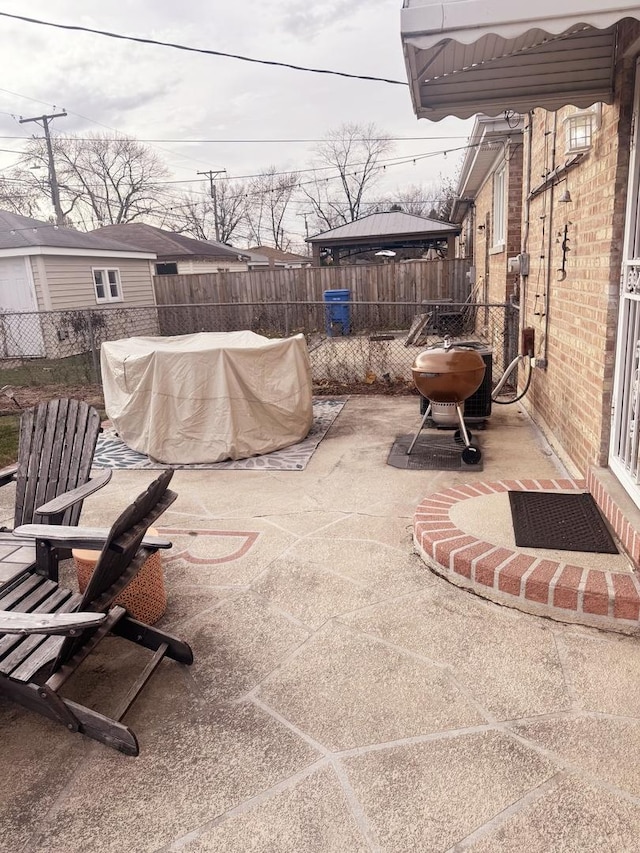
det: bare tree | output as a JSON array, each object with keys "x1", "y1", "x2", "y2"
[
  {"x1": 376, "y1": 184, "x2": 436, "y2": 218},
  {"x1": 427, "y1": 171, "x2": 460, "y2": 222},
  {"x1": 160, "y1": 180, "x2": 247, "y2": 244},
  {"x1": 302, "y1": 123, "x2": 394, "y2": 233},
  {"x1": 0, "y1": 175, "x2": 41, "y2": 217},
  {"x1": 208, "y1": 179, "x2": 247, "y2": 244},
  {"x1": 244, "y1": 167, "x2": 298, "y2": 249},
  {"x1": 17, "y1": 133, "x2": 170, "y2": 228}
]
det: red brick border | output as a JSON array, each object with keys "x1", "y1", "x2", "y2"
[{"x1": 413, "y1": 479, "x2": 640, "y2": 634}]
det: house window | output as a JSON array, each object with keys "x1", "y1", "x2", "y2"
[
  {"x1": 155, "y1": 262, "x2": 178, "y2": 275},
  {"x1": 493, "y1": 165, "x2": 506, "y2": 248},
  {"x1": 93, "y1": 268, "x2": 122, "y2": 303}
]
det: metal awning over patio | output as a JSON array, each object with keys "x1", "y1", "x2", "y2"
[{"x1": 401, "y1": 0, "x2": 640, "y2": 121}]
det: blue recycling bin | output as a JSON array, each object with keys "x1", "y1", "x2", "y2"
[{"x1": 323, "y1": 289, "x2": 351, "y2": 336}]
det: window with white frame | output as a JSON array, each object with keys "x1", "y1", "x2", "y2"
[
  {"x1": 93, "y1": 268, "x2": 122, "y2": 303},
  {"x1": 492, "y1": 164, "x2": 506, "y2": 248}
]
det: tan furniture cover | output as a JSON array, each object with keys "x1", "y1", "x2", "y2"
[{"x1": 101, "y1": 332, "x2": 313, "y2": 463}]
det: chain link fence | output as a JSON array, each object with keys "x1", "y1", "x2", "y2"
[{"x1": 0, "y1": 301, "x2": 519, "y2": 410}]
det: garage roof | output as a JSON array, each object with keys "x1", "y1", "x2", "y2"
[
  {"x1": 401, "y1": 0, "x2": 640, "y2": 121},
  {"x1": 307, "y1": 212, "x2": 459, "y2": 245}
]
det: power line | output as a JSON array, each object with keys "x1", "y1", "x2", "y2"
[
  {"x1": 155, "y1": 147, "x2": 473, "y2": 185},
  {"x1": 0, "y1": 140, "x2": 479, "y2": 214},
  {"x1": 6, "y1": 142, "x2": 463, "y2": 195},
  {"x1": 0, "y1": 12, "x2": 409, "y2": 86},
  {"x1": 0, "y1": 134, "x2": 475, "y2": 143}
]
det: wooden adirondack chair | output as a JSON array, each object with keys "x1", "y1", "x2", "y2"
[
  {"x1": 0, "y1": 468, "x2": 193, "y2": 756},
  {"x1": 0, "y1": 398, "x2": 111, "y2": 579}
]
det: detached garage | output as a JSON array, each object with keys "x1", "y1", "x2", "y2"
[{"x1": 0, "y1": 210, "x2": 157, "y2": 357}]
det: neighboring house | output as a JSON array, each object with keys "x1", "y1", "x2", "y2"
[
  {"x1": 91, "y1": 223, "x2": 251, "y2": 275},
  {"x1": 451, "y1": 115, "x2": 523, "y2": 305},
  {"x1": 305, "y1": 211, "x2": 460, "y2": 265},
  {"x1": 0, "y1": 210, "x2": 158, "y2": 358},
  {"x1": 245, "y1": 245, "x2": 312, "y2": 269},
  {"x1": 401, "y1": 3, "x2": 640, "y2": 513}
]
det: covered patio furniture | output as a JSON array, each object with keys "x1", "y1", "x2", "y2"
[{"x1": 101, "y1": 331, "x2": 313, "y2": 464}]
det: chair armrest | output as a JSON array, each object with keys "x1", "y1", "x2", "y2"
[
  {"x1": 0, "y1": 610, "x2": 106, "y2": 635},
  {"x1": 35, "y1": 469, "x2": 113, "y2": 519},
  {"x1": 0, "y1": 464, "x2": 17, "y2": 488},
  {"x1": 13, "y1": 523, "x2": 172, "y2": 552}
]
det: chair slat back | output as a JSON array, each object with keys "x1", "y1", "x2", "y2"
[
  {"x1": 13, "y1": 399, "x2": 101, "y2": 528},
  {"x1": 56, "y1": 468, "x2": 176, "y2": 668},
  {"x1": 81, "y1": 469, "x2": 176, "y2": 610}
]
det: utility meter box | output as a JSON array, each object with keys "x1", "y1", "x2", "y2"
[{"x1": 507, "y1": 253, "x2": 530, "y2": 276}]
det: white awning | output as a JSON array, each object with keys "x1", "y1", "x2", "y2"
[{"x1": 401, "y1": 0, "x2": 640, "y2": 121}]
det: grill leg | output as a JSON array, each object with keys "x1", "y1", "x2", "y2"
[
  {"x1": 407, "y1": 403, "x2": 432, "y2": 455},
  {"x1": 455, "y1": 403, "x2": 472, "y2": 448}
]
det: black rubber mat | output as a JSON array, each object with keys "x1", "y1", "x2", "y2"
[
  {"x1": 508, "y1": 491, "x2": 618, "y2": 553},
  {"x1": 387, "y1": 434, "x2": 483, "y2": 471}
]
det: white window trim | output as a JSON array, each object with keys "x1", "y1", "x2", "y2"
[
  {"x1": 92, "y1": 267, "x2": 123, "y2": 303},
  {"x1": 492, "y1": 163, "x2": 506, "y2": 249}
]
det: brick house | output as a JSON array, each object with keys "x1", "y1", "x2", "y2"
[
  {"x1": 452, "y1": 115, "x2": 523, "y2": 306},
  {"x1": 401, "y1": 4, "x2": 640, "y2": 522}
]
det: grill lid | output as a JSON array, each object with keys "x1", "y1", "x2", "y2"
[{"x1": 412, "y1": 339, "x2": 486, "y2": 403}]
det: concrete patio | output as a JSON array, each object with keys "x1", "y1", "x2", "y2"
[{"x1": 2, "y1": 395, "x2": 640, "y2": 852}]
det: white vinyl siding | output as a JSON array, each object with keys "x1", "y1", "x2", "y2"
[
  {"x1": 37, "y1": 256, "x2": 156, "y2": 310},
  {"x1": 176, "y1": 259, "x2": 249, "y2": 274}
]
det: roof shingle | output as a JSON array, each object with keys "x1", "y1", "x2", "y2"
[
  {"x1": 0, "y1": 211, "x2": 154, "y2": 253},
  {"x1": 92, "y1": 223, "x2": 250, "y2": 261}
]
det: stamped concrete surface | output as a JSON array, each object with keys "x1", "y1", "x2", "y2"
[{"x1": 2, "y1": 397, "x2": 640, "y2": 852}]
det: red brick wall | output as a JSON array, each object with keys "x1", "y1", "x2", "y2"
[
  {"x1": 462, "y1": 140, "x2": 523, "y2": 305},
  {"x1": 520, "y1": 24, "x2": 640, "y2": 473}
]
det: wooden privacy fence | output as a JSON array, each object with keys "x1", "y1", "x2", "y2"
[{"x1": 152, "y1": 258, "x2": 472, "y2": 307}]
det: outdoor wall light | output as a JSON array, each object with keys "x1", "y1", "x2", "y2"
[{"x1": 564, "y1": 104, "x2": 602, "y2": 154}]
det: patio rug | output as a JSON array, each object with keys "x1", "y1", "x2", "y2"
[
  {"x1": 387, "y1": 433, "x2": 483, "y2": 471},
  {"x1": 93, "y1": 398, "x2": 346, "y2": 471},
  {"x1": 508, "y1": 490, "x2": 619, "y2": 553}
]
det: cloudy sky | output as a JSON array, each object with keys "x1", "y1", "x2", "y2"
[{"x1": 0, "y1": 1, "x2": 473, "y2": 244}]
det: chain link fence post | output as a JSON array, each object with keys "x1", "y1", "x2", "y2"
[{"x1": 85, "y1": 309, "x2": 101, "y2": 384}]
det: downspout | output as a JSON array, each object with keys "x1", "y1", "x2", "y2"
[
  {"x1": 521, "y1": 112, "x2": 534, "y2": 323},
  {"x1": 543, "y1": 111, "x2": 558, "y2": 363}
]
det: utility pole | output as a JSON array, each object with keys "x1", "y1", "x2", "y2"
[
  {"x1": 197, "y1": 169, "x2": 226, "y2": 242},
  {"x1": 19, "y1": 110, "x2": 67, "y2": 226},
  {"x1": 298, "y1": 213, "x2": 311, "y2": 257}
]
